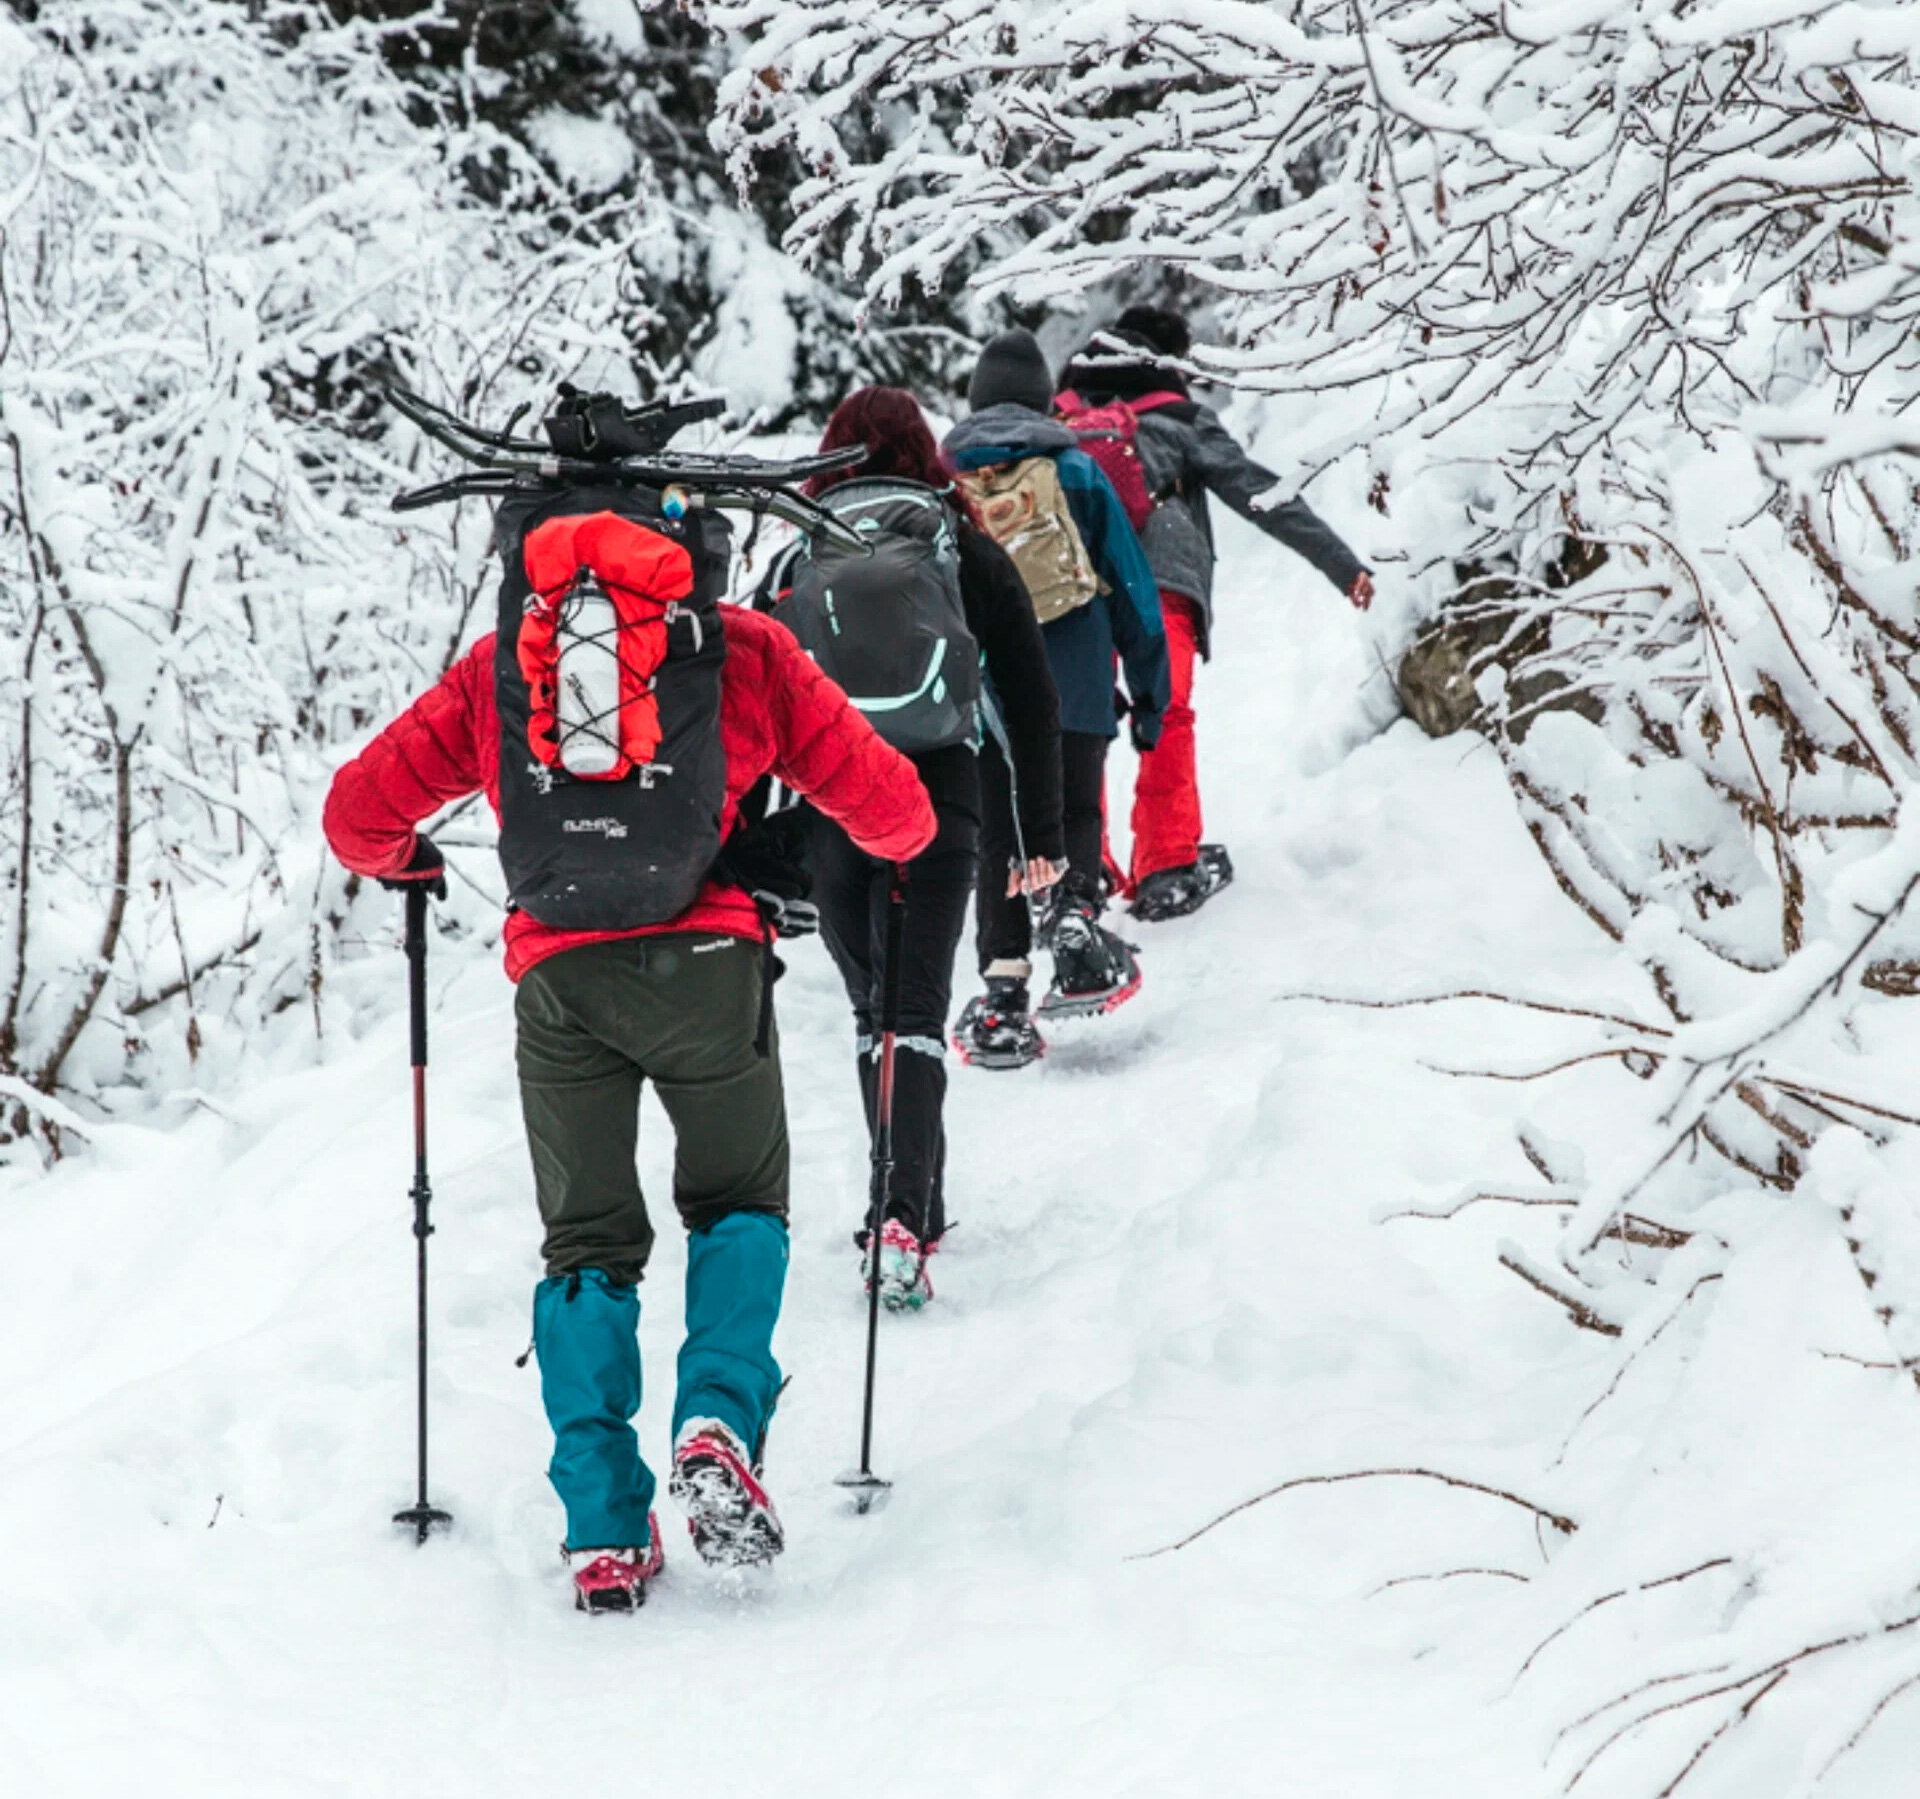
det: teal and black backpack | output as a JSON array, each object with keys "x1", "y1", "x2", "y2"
[{"x1": 774, "y1": 479, "x2": 981, "y2": 755}]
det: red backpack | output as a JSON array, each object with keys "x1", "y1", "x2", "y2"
[
  {"x1": 1054, "y1": 389, "x2": 1186, "y2": 531},
  {"x1": 491, "y1": 487, "x2": 732, "y2": 932}
]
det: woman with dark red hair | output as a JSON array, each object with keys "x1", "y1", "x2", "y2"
[{"x1": 763, "y1": 386, "x2": 1063, "y2": 1308}]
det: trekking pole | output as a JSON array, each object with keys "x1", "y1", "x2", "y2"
[
  {"x1": 837, "y1": 863, "x2": 908, "y2": 1515},
  {"x1": 393, "y1": 883, "x2": 453, "y2": 1544}
]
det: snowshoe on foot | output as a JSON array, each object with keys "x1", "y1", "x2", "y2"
[
  {"x1": 953, "y1": 977, "x2": 1045, "y2": 1069},
  {"x1": 1132, "y1": 845, "x2": 1234, "y2": 922},
  {"x1": 860, "y1": 1218, "x2": 936, "y2": 1312},
  {"x1": 1131, "y1": 864, "x2": 1205, "y2": 921},
  {"x1": 567, "y1": 1517, "x2": 665, "y2": 1613},
  {"x1": 669, "y1": 1419, "x2": 785, "y2": 1569},
  {"x1": 1039, "y1": 896, "x2": 1142, "y2": 1018}
]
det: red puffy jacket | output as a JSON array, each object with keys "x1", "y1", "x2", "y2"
[{"x1": 323, "y1": 607, "x2": 936, "y2": 981}]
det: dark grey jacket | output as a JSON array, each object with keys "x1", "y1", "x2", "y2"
[{"x1": 1128, "y1": 400, "x2": 1367, "y2": 658}]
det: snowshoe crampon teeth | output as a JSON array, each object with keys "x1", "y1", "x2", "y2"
[
  {"x1": 669, "y1": 1425, "x2": 785, "y2": 1568},
  {"x1": 568, "y1": 1521, "x2": 664, "y2": 1613},
  {"x1": 953, "y1": 988, "x2": 1044, "y2": 1068}
]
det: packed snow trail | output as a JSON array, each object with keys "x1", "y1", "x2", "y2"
[{"x1": 2, "y1": 514, "x2": 1660, "y2": 1796}]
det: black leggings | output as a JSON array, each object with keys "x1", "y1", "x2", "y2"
[
  {"x1": 808, "y1": 800, "x2": 980, "y2": 1244},
  {"x1": 976, "y1": 729, "x2": 1109, "y2": 971}
]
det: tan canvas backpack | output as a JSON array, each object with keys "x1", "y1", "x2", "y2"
[{"x1": 955, "y1": 457, "x2": 1100, "y2": 624}]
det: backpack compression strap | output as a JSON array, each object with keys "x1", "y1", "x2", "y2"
[{"x1": 518, "y1": 511, "x2": 696, "y2": 776}]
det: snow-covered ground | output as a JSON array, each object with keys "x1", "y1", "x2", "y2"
[{"x1": 5, "y1": 508, "x2": 1918, "y2": 1798}]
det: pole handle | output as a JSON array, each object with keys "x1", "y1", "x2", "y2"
[{"x1": 405, "y1": 884, "x2": 429, "y2": 1071}]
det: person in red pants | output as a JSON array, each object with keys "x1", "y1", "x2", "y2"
[{"x1": 1060, "y1": 307, "x2": 1374, "y2": 920}]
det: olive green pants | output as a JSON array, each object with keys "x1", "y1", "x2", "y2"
[{"x1": 514, "y1": 933, "x2": 789, "y2": 1285}]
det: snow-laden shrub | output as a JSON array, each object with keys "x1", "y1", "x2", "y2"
[
  {"x1": 703, "y1": 0, "x2": 1920, "y2": 1265},
  {"x1": 0, "y1": 0, "x2": 666, "y2": 1141},
  {"x1": 705, "y1": 2, "x2": 1920, "y2": 1780}
]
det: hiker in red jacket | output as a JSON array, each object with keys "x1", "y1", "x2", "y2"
[
  {"x1": 325, "y1": 599, "x2": 934, "y2": 1609},
  {"x1": 1059, "y1": 306, "x2": 1374, "y2": 921}
]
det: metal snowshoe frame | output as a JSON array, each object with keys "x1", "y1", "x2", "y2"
[{"x1": 385, "y1": 384, "x2": 871, "y2": 552}]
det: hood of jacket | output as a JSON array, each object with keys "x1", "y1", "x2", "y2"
[
  {"x1": 1057, "y1": 355, "x2": 1192, "y2": 407},
  {"x1": 943, "y1": 403, "x2": 1078, "y2": 471}
]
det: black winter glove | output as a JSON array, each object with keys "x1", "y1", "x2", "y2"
[
  {"x1": 1129, "y1": 705, "x2": 1164, "y2": 755},
  {"x1": 377, "y1": 835, "x2": 447, "y2": 901},
  {"x1": 756, "y1": 892, "x2": 820, "y2": 940},
  {"x1": 715, "y1": 808, "x2": 819, "y2": 939}
]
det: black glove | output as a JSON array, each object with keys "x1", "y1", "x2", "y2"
[
  {"x1": 715, "y1": 809, "x2": 818, "y2": 939},
  {"x1": 754, "y1": 892, "x2": 820, "y2": 939},
  {"x1": 1129, "y1": 705, "x2": 1164, "y2": 755},
  {"x1": 377, "y1": 835, "x2": 447, "y2": 901}
]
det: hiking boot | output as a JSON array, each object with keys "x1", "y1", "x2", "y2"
[
  {"x1": 1040, "y1": 896, "x2": 1142, "y2": 1018},
  {"x1": 861, "y1": 1218, "x2": 936, "y2": 1312},
  {"x1": 567, "y1": 1516, "x2": 665, "y2": 1613},
  {"x1": 669, "y1": 1419, "x2": 785, "y2": 1569},
  {"x1": 1132, "y1": 845, "x2": 1234, "y2": 922},
  {"x1": 953, "y1": 976, "x2": 1045, "y2": 1069}
]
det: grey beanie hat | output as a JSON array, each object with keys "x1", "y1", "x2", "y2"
[{"x1": 967, "y1": 328, "x2": 1055, "y2": 414}]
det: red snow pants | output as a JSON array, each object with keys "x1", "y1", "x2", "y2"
[{"x1": 1128, "y1": 589, "x2": 1204, "y2": 883}]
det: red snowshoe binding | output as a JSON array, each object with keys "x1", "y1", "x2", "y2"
[
  {"x1": 567, "y1": 1514, "x2": 665, "y2": 1613},
  {"x1": 669, "y1": 1419, "x2": 786, "y2": 1568},
  {"x1": 1039, "y1": 893, "x2": 1142, "y2": 1018},
  {"x1": 862, "y1": 1217, "x2": 936, "y2": 1312}
]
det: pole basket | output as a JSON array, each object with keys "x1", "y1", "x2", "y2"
[{"x1": 393, "y1": 1502, "x2": 453, "y2": 1544}]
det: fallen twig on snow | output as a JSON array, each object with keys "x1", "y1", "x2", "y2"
[
  {"x1": 1423, "y1": 1046, "x2": 1653, "y2": 1083},
  {"x1": 1369, "y1": 1565, "x2": 1530, "y2": 1596},
  {"x1": 1817, "y1": 1666, "x2": 1920, "y2": 1784},
  {"x1": 1513, "y1": 1557, "x2": 1735, "y2": 1684},
  {"x1": 1814, "y1": 1348, "x2": 1901, "y2": 1371},
  {"x1": 1769, "y1": 1077, "x2": 1920, "y2": 1132},
  {"x1": 1498, "y1": 1246, "x2": 1626, "y2": 1337},
  {"x1": 1558, "y1": 1607, "x2": 1920, "y2": 1794},
  {"x1": 1279, "y1": 987, "x2": 1669, "y2": 1036},
  {"x1": 1551, "y1": 1275, "x2": 1725, "y2": 1466},
  {"x1": 1378, "y1": 1187, "x2": 1577, "y2": 1224},
  {"x1": 1128, "y1": 1467, "x2": 1578, "y2": 1561},
  {"x1": 1380, "y1": 1189, "x2": 1692, "y2": 1251}
]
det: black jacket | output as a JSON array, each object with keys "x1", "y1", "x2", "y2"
[
  {"x1": 947, "y1": 518, "x2": 1064, "y2": 860},
  {"x1": 1060, "y1": 362, "x2": 1367, "y2": 658}
]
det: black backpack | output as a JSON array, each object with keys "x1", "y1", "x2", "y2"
[
  {"x1": 775, "y1": 479, "x2": 981, "y2": 754},
  {"x1": 491, "y1": 483, "x2": 732, "y2": 931},
  {"x1": 385, "y1": 381, "x2": 873, "y2": 931}
]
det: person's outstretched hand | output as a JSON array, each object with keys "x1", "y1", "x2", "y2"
[{"x1": 1347, "y1": 570, "x2": 1375, "y2": 611}]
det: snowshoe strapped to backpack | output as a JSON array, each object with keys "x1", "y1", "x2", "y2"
[
  {"x1": 774, "y1": 478, "x2": 982, "y2": 754},
  {"x1": 952, "y1": 457, "x2": 1099, "y2": 626},
  {"x1": 492, "y1": 484, "x2": 732, "y2": 931}
]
